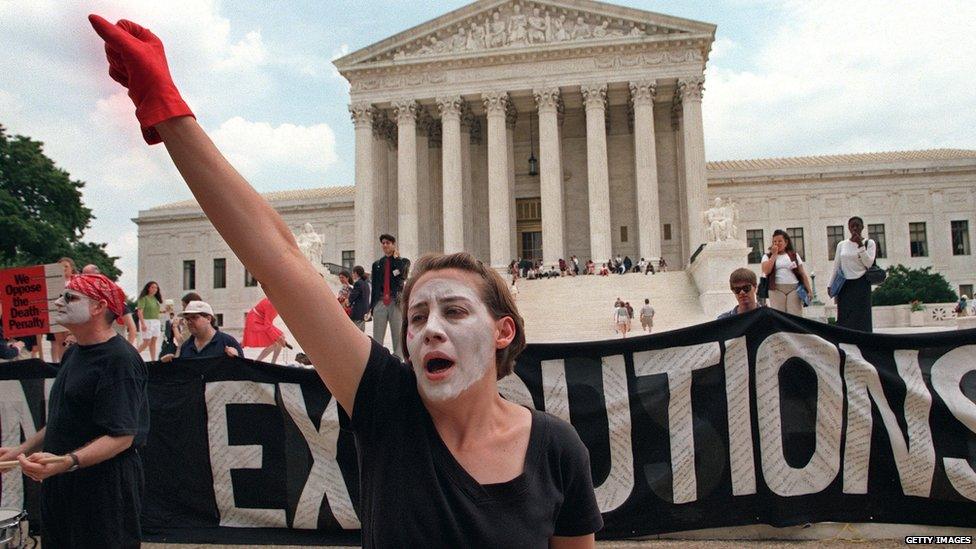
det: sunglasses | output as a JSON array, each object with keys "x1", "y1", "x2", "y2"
[{"x1": 731, "y1": 284, "x2": 754, "y2": 295}]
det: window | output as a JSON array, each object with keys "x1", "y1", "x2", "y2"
[
  {"x1": 827, "y1": 226, "x2": 845, "y2": 260},
  {"x1": 182, "y1": 260, "x2": 196, "y2": 290},
  {"x1": 244, "y1": 269, "x2": 258, "y2": 287},
  {"x1": 215, "y1": 313, "x2": 224, "y2": 327},
  {"x1": 868, "y1": 224, "x2": 887, "y2": 259},
  {"x1": 620, "y1": 226, "x2": 628, "y2": 243},
  {"x1": 787, "y1": 227, "x2": 805, "y2": 259},
  {"x1": 342, "y1": 250, "x2": 355, "y2": 270},
  {"x1": 960, "y1": 285, "x2": 974, "y2": 300},
  {"x1": 663, "y1": 223, "x2": 672, "y2": 241},
  {"x1": 909, "y1": 222, "x2": 928, "y2": 257},
  {"x1": 746, "y1": 230, "x2": 764, "y2": 264},
  {"x1": 516, "y1": 198, "x2": 541, "y2": 221},
  {"x1": 213, "y1": 258, "x2": 226, "y2": 289},
  {"x1": 951, "y1": 220, "x2": 970, "y2": 256}
]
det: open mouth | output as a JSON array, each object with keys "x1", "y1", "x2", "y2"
[{"x1": 425, "y1": 357, "x2": 455, "y2": 373}]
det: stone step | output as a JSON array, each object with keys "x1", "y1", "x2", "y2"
[{"x1": 513, "y1": 271, "x2": 708, "y2": 342}]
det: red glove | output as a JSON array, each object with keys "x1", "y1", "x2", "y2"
[{"x1": 88, "y1": 14, "x2": 194, "y2": 144}]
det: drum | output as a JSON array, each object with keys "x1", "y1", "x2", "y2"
[{"x1": 0, "y1": 508, "x2": 25, "y2": 549}]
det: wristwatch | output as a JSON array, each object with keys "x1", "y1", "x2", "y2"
[{"x1": 67, "y1": 452, "x2": 80, "y2": 472}]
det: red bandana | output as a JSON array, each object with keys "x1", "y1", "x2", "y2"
[{"x1": 66, "y1": 274, "x2": 127, "y2": 322}]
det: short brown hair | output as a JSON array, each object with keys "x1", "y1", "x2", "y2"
[
  {"x1": 729, "y1": 268, "x2": 757, "y2": 287},
  {"x1": 399, "y1": 253, "x2": 526, "y2": 379}
]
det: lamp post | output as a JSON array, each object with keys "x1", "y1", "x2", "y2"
[{"x1": 528, "y1": 115, "x2": 538, "y2": 176}]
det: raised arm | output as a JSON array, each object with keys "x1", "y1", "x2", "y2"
[{"x1": 88, "y1": 15, "x2": 369, "y2": 413}]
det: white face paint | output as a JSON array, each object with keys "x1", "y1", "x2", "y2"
[
  {"x1": 51, "y1": 291, "x2": 92, "y2": 326},
  {"x1": 406, "y1": 276, "x2": 497, "y2": 402}
]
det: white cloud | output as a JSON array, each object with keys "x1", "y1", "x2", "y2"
[
  {"x1": 703, "y1": 0, "x2": 976, "y2": 160},
  {"x1": 210, "y1": 117, "x2": 338, "y2": 178},
  {"x1": 214, "y1": 30, "x2": 268, "y2": 71}
]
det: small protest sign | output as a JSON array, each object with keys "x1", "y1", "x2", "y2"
[{"x1": 0, "y1": 264, "x2": 65, "y2": 338}]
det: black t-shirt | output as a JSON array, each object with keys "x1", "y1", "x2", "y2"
[
  {"x1": 345, "y1": 339, "x2": 603, "y2": 548},
  {"x1": 45, "y1": 334, "x2": 150, "y2": 455}
]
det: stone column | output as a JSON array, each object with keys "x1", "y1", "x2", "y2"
[
  {"x1": 460, "y1": 106, "x2": 476, "y2": 253},
  {"x1": 437, "y1": 96, "x2": 464, "y2": 253},
  {"x1": 534, "y1": 88, "x2": 566, "y2": 264},
  {"x1": 582, "y1": 83, "x2": 612, "y2": 262},
  {"x1": 679, "y1": 76, "x2": 708, "y2": 256},
  {"x1": 630, "y1": 81, "x2": 662, "y2": 261},
  {"x1": 350, "y1": 103, "x2": 375, "y2": 268},
  {"x1": 415, "y1": 109, "x2": 432, "y2": 254},
  {"x1": 371, "y1": 113, "x2": 391, "y2": 241},
  {"x1": 393, "y1": 99, "x2": 419, "y2": 260},
  {"x1": 483, "y1": 91, "x2": 513, "y2": 268},
  {"x1": 428, "y1": 121, "x2": 444, "y2": 253},
  {"x1": 506, "y1": 102, "x2": 518, "y2": 257}
]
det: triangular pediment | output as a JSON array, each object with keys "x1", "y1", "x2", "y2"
[{"x1": 334, "y1": 0, "x2": 715, "y2": 70}]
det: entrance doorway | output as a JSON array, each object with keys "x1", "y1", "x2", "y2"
[{"x1": 516, "y1": 197, "x2": 543, "y2": 261}]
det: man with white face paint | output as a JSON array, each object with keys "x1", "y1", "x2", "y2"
[
  {"x1": 86, "y1": 16, "x2": 602, "y2": 546},
  {"x1": 0, "y1": 274, "x2": 149, "y2": 546}
]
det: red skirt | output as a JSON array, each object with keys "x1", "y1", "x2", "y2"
[{"x1": 242, "y1": 309, "x2": 283, "y2": 347}]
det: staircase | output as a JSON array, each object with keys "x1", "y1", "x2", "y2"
[{"x1": 514, "y1": 270, "x2": 708, "y2": 343}]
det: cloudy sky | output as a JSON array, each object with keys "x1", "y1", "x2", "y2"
[{"x1": 2, "y1": 0, "x2": 974, "y2": 294}]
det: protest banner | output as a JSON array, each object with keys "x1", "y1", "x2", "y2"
[
  {"x1": 0, "y1": 264, "x2": 65, "y2": 338},
  {"x1": 0, "y1": 309, "x2": 973, "y2": 544}
]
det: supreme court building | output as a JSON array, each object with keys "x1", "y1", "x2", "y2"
[
  {"x1": 136, "y1": 0, "x2": 976, "y2": 337},
  {"x1": 336, "y1": 0, "x2": 715, "y2": 269}
]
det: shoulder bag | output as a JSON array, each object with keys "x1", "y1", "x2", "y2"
[{"x1": 863, "y1": 239, "x2": 887, "y2": 285}]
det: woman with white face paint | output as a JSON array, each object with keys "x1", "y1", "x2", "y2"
[{"x1": 89, "y1": 15, "x2": 603, "y2": 548}]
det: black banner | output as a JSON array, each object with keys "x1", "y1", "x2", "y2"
[{"x1": 1, "y1": 308, "x2": 974, "y2": 544}]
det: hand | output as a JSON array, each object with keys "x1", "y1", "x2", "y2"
[
  {"x1": 88, "y1": 14, "x2": 195, "y2": 144},
  {"x1": 851, "y1": 233, "x2": 864, "y2": 246},
  {"x1": 224, "y1": 346, "x2": 239, "y2": 358},
  {"x1": 12, "y1": 341, "x2": 25, "y2": 351},
  {"x1": 140, "y1": 322, "x2": 147, "y2": 332},
  {"x1": 19, "y1": 453, "x2": 71, "y2": 482},
  {"x1": 0, "y1": 446, "x2": 21, "y2": 462},
  {"x1": 363, "y1": 312, "x2": 372, "y2": 322},
  {"x1": 160, "y1": 353, "x2": 175, "y2": 363}
]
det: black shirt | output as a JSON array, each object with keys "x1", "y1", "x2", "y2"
[
  {"x1": 178, "y1": 329, "x2": 244, "y2": 359},
  {"x1": 45, "y1": 334, "x2": 150, "y2": 455},
  {"x1": 346, "y1": 339, "x2": 603, "y2": 548}
]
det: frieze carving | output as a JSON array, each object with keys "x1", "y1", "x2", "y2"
[{"x1": 382, "y1": 2, "x2": 682, "y2": 62}]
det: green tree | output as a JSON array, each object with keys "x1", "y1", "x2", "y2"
[
  {"x1": 871, "y1": 265, "x2": 957, "y2": 306},
  {"x1": 0, "y1": 124, "x2": 120, "y2": 279}
]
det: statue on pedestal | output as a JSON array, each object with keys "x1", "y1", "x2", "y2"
[
  {"x1": 296, "y1": 223, "x2": 324, "y2": 266},
  {"x1": 703, "y1": 198, "x2": 739, "y2": 241}
]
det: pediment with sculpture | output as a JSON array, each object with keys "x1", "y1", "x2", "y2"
[{"x1": 346, "y1": 0, "x2": 705, "y2": 65}]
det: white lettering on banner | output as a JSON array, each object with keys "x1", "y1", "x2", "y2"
[
  {"x1": 724, "y1": 337, "x2": 757, "y2": 496},
  {"x1": 497, "y1": 373, "x2": 535, "y2": 408},
  {"x1": 0, "y1": 381, "x2": 38, "y2": 509},
  {"x1": 205, "y1": 381, "x2": 288, "y2": 527},
  {"x1": 541, "y1": 357, "x2": 634, "y2": 512},
  {"x1": 541, "y1": 359, "x2": 570, "y2": 422},
  {"x1": 930, "y1": 345, "x2": 976, "y2": 501},
  {"x1": 842, "y1": 346, "x2": 934, "y2": 496},
  {"x1": 596, "y1": 355, "x2": 634, "y2": 512},
  {"x1": 633, "y1": 342, "x2": 721, "y2": 504},
  {"x1": 279, "y1": 384, "x2": 360, "y2": 529},
  {"x1": 756, "y1": 333, "x2": 843, "y2": 497}
]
